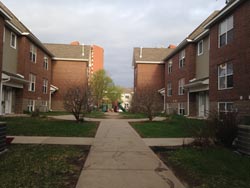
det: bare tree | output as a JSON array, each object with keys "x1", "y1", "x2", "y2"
[
  {"x1": 132, "y1": 86, "x2": 163, "y2": 121},
  {"x1": 63, "y1": 86, "x2": 88, "y2": 122}
]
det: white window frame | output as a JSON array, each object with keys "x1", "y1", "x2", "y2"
[
  {"x1": 10, "y1": 32, "x2": 17, "y2": 49},
  {"x1": 178, "y1": 78, "x2": 185, "y2": 95},
  {"x1": 178, "y1": 103, "x2": 185, "y2": 115},
  {"x1": 218, "y1": 62, "x2": 233, "y2": 90},
  {"x1": 29, "y1": 74, "x2": 36, "y2": 92},
  {"x1": 168, "y1": 60, "x2": 173, "y2": 74},
  {"x1": 44, "y1": 56, "x2": 48, "y2": 70},
  {"x1": 43, "y1": 79, "x2": 48, "y2": 94},
  {"x1": 42, "y1": 100, "x2": 48, "y2": 107},
  {"x1": 197, "y1": 40, "x2": 203, "y2": 56},
  {"x1": 167, "y1": 82, "x2": 172, "y2": 96},
  {"x1": 30, "y1": 44, "x2": 37, "y2": 63},
  {"x1": 27, "y1": 100, "x2": 35, "y2": 112},
  {"x1": 219, "y1": 15, "x2": 234, "y2": 48},
  {"x1": 218, "y1": 102, "x2": 234, "y2": 117},
  {"x1": 179, "y1": 50, "x2": 185, "y2": 68}
]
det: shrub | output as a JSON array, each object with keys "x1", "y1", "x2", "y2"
[{"x1": 207, "y1": 110, "x2": 239, "y2": 148}]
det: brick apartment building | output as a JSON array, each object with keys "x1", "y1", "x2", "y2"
[
  {"x1": 206, "y1": 0, "x2": 250, "y2": 116},
  {"x1": 0, "y1": 2, "x2": 53, "y2": 114},
  {"x1": 44, "y1": 43, "x2": 90, "y2": 111},
  {"x1": 0, "y1": 2, "x2": 104, "y2": 114},
  {"x1": 45, "y1": 42, "x2": 104, "y2": 111},
  {"x1": 164, "y1": 12, "x2": 219, "y2": 117},
  {"x1": 132, "y1": 47, "x2": 175, "y2": 110},
  {"x1": 163, "y1": 0, "x2": 250, "y2": 118}
]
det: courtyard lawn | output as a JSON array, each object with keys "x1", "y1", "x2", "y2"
[
  {"x1": 153, "y1": 146, "x2": 250, "y2": 188},
  {"x1": 130, "y1": 115, "x2": 205, "y2": 138},
  {"x1": 0, "y1": 144, "x2": 89, "y2": 188},
  {"x1": 85, "y1": 111, "x2": 106, "y2": 118},
  {"x1": 119, "y1": 112, "x2": 147, "y2": 119},
  {"x1": 2, "y1": 117, "x2": 98, "y2": 137}
]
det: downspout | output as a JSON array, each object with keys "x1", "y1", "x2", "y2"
[
  {"x1": 187, "y1": 90, "x2": 190, "y2": 116},
  {"x1": 0, "y1": 76, "x2": 11, "y2": 115}
]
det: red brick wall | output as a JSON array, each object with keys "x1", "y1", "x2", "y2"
[
  {"x1": 135, "y1": 63, "x2": 165, "y2": 90},
  {"x1": 209, "y1": 1, "x2": 250, "y2": 115},
  {"x1": 92, "y1": 45, "x2": 104, "y2": 73},
  {"x1": 165, "y1": 44, "x2": 196, "y2": 113},
  {"x1": 16, "y1": 36, "x2": 52, "y2": 113},
  {"x1": 134, "y1": 63, "x2": 165, "y2": 109},
  {"x1": 51, "y1": 60, "x2": 88, "y2": 110}
]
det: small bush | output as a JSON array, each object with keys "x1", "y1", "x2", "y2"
[
  {"x1": 207, "y1": 110, "x2": 239, "y2": 148},
  {"x1": 185, "y1": 118, "x2": 213, "y2": 147},
  {"x1": 242, "y1": 116, "x2": 250, "y2": 125},
  {"x1": 31, "y1": 109, "x2": 40, "y2": 117}
]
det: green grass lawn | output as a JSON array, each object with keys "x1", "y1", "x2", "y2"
[
  {"x1": 85, "y1": 111, "x2": 106, "y2": 118},
  {"x1": 130, "y1": 115, "x2": 205, "y2": 138},
  {"x1": 119, "y1": 112, "x2": 147, "y2": 119},
  {"x1": 0, "y1": 144, "x2": 89, "y2": 188},
  {"x1": 154, "y1": 146, "x2": 250, "y2": 188},
  {"x1": 2, "y1": 117, "x2": 98, "y2": 137},
  {"x1": 40, "y1": 111, "x2": 72, "y2": 116}
]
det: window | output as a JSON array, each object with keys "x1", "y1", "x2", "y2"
[
  {"x1": 29, "y1": 74, "x2": 36, "y2": 92},
  {"x1": 30, "y1": 44, "x2": 37, "y2": 63},
  {"x1": 218, "y1": 102, "x2": 234, "y2": 117},
  {"x1": 168, "y1": 60, "x2": 173, "y2": 74},
  {"x1": 178, "y1": 78, "x2": 185, "y2": 95},
  {"x1": 43, "y1": 79, "x2": 48, "y2": 94},
  {"x1": 27, "y1": 100, "x2": 35, "y2": 112},
  {"x1": 166, "y1": 103, "x2": 172, "y2": 114},
  {"x1": 42, "y1": 100, "x2": 48, "y2": 107},
  {"x1": 219, "y1": 15, "x2": 233, "y2": 47},
  {"x1": 125, "y1": 94, "x2": 130, "y2": 99},
  {"x1": 44, "y1": 56, "x2": 48, "y2": 70},
  {"x1": 178, "y1": 103, "x2": 185, "y2": 115},
  {"x1": 179, "y1": 50, "x2": 185, "y2": 68},
  {"x1": 167, "y1": 82, "x2": 172, "y2": 96},
  {"x1": 197, "y1": 40, "x2": 203, "y2": 56},
  {"x1": 10, "y1": 32, "x2": 17, "y2": 49},
  {"x1": 218, "y1": 62, "x2": 233, "y2": 90}
]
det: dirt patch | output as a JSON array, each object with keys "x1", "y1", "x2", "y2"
[
  {"x1": 66, "y1": 146, "x2": 91, "y2": 188},
  {"x1": 151, "y1": 146, "x2": 202, "y2": 188}
]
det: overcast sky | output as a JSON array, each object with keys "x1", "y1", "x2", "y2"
[{"x1": 1, "y1": 0, "x2": 226, "y2": 88}]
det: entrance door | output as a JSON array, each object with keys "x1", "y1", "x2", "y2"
[
  {"x1": 3, "y1": 88, "x2": 12, "y2": 114},
  {"x1": 198, "y1": 92, "x2": 206, "y2": 117}
]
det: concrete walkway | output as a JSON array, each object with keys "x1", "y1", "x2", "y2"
[
  {"x1": 10, "y1": 136, "x2": 94, "y2": 145},
  {"x1": 76, "y1": 119, "x2": 185, "y2": 188}
]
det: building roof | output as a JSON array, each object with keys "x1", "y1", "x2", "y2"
[
  {"x1": 44, "y1": 43, "x2": 91, "y2": 61},
  {"x1": 205, "y1": 0, "x2": 245, "y2": 28},
  {"x1": 133, "y1": 47, "x2": 174, "y2": 65},
  {"x1": 188, "y1": 11, "x2": 219, "y2": 40},
  {"x1": 163, "y1": 11, "x2": 219, "y2": 61},
  {"x1": 0, "y1": 2, "x2": 53, "y2": 57}
]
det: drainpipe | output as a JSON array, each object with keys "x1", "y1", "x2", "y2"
[
  {"x1": 0, "y1": 76, "x2": 11, "y2": 115},
  {"x1": 49, "y1": 90, "x2": 52, "y2": 111},
  {"x1": 187, "y1": 90, "x2": 190, "y2": 116},
  {"x1": 163, "y1": 92, "x2": 166, "y2": 112}
]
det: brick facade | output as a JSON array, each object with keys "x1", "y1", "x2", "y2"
[
  {"x1": 135, "y1": 63, "x2": 165, "y2": 91},
  {"x1": 92, "y1": 45, "x2": 104, "y2": 73},
  {"x1": 51, "y1": 60, "x2": 88, "y2": 110},
  {"x1": 165, "y1": 44, "x2": 196, "y2": 115},
  {"x1": 209, "y1": 0, "x2": 250, "y2": 116},
  {"x1": 16, "y1": 36, "x2": 52, "y2": 113}
]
